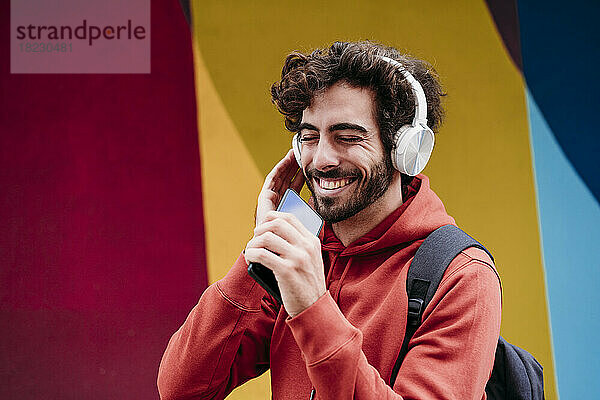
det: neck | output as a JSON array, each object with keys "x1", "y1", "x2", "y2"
[{"x1": 331, "y1": 173, "x2": 404, "y2": 246}]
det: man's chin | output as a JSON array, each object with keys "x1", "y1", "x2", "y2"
[
  {"x1": 314, "y1": 197, "x2": 360, "y2": 224},
  {"x1": 307, "y1": 183, "x2": 361, "y2": 223}
]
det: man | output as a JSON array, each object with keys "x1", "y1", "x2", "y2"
[{"x1": 158, "y1": 41, "x2": 501, "y2": 399}]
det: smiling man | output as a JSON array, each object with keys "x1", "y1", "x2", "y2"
[{"x1": 158, "y1": 41, "x2": 501, "y2": 400}]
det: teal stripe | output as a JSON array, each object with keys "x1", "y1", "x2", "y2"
[{"x1": 526, "y1": 88, "x2": 600, "y2": 399}]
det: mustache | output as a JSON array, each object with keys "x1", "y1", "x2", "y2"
[{"x1": 305, "y1": 167, "x2": 360, "y2": 180}]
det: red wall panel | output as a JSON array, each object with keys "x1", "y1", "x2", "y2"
[{"x1": 0, "y1": 1, "x2": 207, "y2": 398}]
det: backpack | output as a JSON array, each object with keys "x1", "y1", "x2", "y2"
[{"x1": 389, "y1": 225, "x2": 544, "y2": 400}]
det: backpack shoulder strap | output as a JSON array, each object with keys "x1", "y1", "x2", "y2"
[{"x1": 389, "y1": 224, "x2": 493, "y2": 387}]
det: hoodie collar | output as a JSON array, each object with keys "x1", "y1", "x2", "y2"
[{"x1": 321, "y1": 175, "x2": 455, "y2": 256}]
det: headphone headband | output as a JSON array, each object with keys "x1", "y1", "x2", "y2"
[{"x1": 377, "y1": 56, "x2": 428, "y2": 125}]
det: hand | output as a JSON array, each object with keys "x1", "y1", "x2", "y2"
[
  {"x1": 255, "y1": 149, "x2": 305, "y2": 226},
  {"x1": 245, "y1": 211, "x2": 326, "y2": 317}
]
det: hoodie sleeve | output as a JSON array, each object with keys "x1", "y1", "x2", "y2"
[
  {"x1": 286, "y1": 254, "x2": 501, "y2": 400},
  {"x1": 157, "y1": 253, "x2": 278, "y2": 400}
]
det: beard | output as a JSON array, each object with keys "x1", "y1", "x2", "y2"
[{"x1": 305, "y1": 156, "x2": 395, "y2": 223}]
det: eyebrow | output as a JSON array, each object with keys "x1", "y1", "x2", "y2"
[
  {"x1": 297, "y1": 122, "x2": 319, "y2": 132},
  {"x1": 297, "y1": 122, "x2": 368, "y2": 134}
]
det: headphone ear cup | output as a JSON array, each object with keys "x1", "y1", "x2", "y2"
[
  {"x1": 391, "y1": 124, "x2": 435, "y2": 176},
  {"x1": 391, "y1": 125, "x2": 412, "y2": 173},
  {"x1": 292, "y1": 134, "x2": 302, "y2": 166}
]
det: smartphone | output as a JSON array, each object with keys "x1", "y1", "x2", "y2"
[{"x1": 247, "y1": 189, "x2": 324, "y2": 304}]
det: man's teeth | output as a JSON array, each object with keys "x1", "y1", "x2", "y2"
[{"x1": 319, "y1": 178, "x2": 353, "y2": 190}]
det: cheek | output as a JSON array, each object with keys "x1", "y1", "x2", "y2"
[
  {"x1": 299, "y1": 148, "x2": 313, "y2": 171},
  {"x1": 355, "y1": 155, "x2": 385, "y2": 186},
  {"x1": 353, "y1": 152, "x2": 383, "y2": 181}
]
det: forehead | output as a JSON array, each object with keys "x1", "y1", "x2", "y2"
[{"x1": 301, "y1": 82, "x2": 377, "y2": 130}]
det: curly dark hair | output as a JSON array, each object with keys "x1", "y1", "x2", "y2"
[{"x1": 270, "y1": 40, "x2": 446, "y2": 169}]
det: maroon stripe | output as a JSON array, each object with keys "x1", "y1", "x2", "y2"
[
  {"x1": 0, "y1": 1, "x2": 206, "y2": 398},
  {"x1": 484, "y1": 0, "x2": 523, "y2": 72}
]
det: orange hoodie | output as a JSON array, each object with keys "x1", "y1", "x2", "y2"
[{"x1": 158, "y1": 175, "x2": 501, "y2": 400}]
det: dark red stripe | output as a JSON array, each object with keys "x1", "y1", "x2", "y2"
[
  {"x1": 484, "y1": 0, "x2": 523, "y2": 72},
  {"x1": 0, "y1": 1, "x2": 206, "y2": 398}
]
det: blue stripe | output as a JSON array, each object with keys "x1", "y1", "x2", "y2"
[
  {"x1": 526, "y1": 89, "x2": 600, "y2": 399},
  {"x1": 517, "y1": 0, "x2": 600, "y2": 204}
]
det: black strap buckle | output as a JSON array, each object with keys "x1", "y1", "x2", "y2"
[{"x1": 407, "y1": 298, "x2": 424, "y2": 326}]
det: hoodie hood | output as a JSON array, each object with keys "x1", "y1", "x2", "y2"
[{"x1": 321, "y1": 174, "x2": 455, "y2": 256}]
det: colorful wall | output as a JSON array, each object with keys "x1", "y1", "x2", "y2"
[
  {"x1": 2, "y1": 0, "x2": 598, "y2": 399},
  {"x1": 189, "y1": 1, "x2": 598, "y2": 399}
]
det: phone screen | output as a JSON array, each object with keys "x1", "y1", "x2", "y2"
[{"x1": 247, "y1": 189, "x2": 323, "y2": 304}]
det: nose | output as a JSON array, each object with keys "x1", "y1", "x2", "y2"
[{"x1": 310, "y1": 136, "x2": 340, "y2": 171}]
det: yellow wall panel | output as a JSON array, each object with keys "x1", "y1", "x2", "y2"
[
  {"x1": 191, "y1": 10, "x2": 272, "y2": 399},
  {"x1": 191, "y1": 31, "x2": 262, "y2": 283}
]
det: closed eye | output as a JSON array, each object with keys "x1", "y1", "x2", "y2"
[
  {"x1": 339, "y1": 136, "x2": 363, "y2": 143},
  {"x1": 299, "y1": 134, "x2": 319, "y2": 143}
]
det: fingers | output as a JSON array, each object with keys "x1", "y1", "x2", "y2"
[
  {"x1": 290, "y1": 169, "x2": 306, "y2": 194},
  {"x1": 244, "y1": 247, "x2": 283, "y2": 271},
  {"x1": 254, "y1": 214, "x2": 302, "y2": 247},
  {"x1": 264, "y1": 149, "x2": 300, "y2": 194},
  {"x1": 261, "y1": 211, "x2": 315, "y2": 242},
  {"x1": 256, "y1": 149, "x2": 306, "y2": 229},
  {"x1": 246, "y1": 210, "x2": 325, "y2": 317},
  {"x1": 245, "y1": 218, "x2": 298, "y2": 275},
  {"x1": 265, "y1": 149, "x2": 294, "y2": 180},
  {"x1": 278, "y1": 149, "x2": 301, "y2": 191},
  {"x1": 246, "y1": 230, "x2": 293, "y2": 258}
]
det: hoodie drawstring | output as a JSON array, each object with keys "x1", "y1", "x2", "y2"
[
  {"x1": 332, "y1": 257, "x2": 352, "y2": 303},
  {"x1": 325, "y1": 252, "x2": 339, "y2": 287}
]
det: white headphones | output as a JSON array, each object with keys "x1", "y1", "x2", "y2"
[{"x1": 292, "y1": 55, "x2": 434, "y2": 177}]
